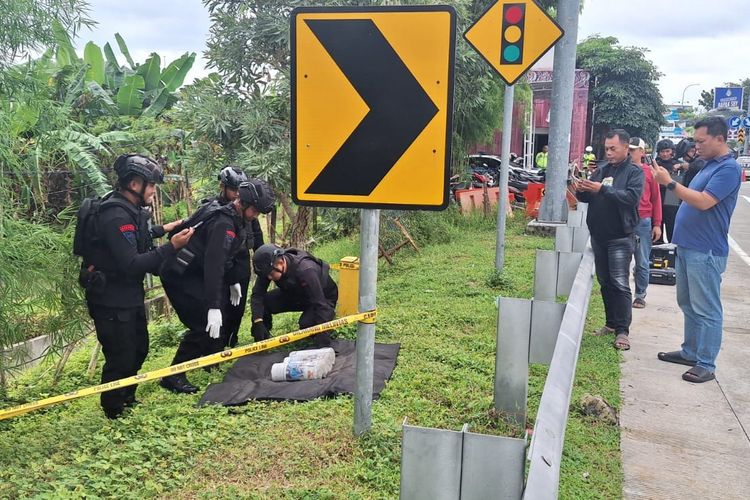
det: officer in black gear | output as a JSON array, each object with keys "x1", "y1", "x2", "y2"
[
  {"x1": 250, "y1": 244, "x2": 338, "y2": 348},
  {"x1": 82, "y1": 154, "x2": 194, "y2": 419},
  {"x1": 208, "y1": 167, "x2": 273, "y2": 347},
  {"x1": 654, "y1": 139, "x2": 681, "y2": 244},
  {"x1": 675, "y1": 138, "x2": 706, "y2": 188},
  {"x1": 159, "y1": 181, "x2": 275, "y2": 394}
]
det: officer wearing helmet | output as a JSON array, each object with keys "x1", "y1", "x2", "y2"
[
  {"x1": 250, "y1": 244, "x2": 338, "y2": 348},
  {"x1": 654, "y1": 139, "x2": 681, "y2": 243},
  {"x1": 83, "y1": 154, "x2": 194, "y2": 419},
  {"x1": 581, "y1": 146, "x2": 597, "y2": 178},
  {"x1": 208, "y1": 166, "x2": 268, "y2": 347},
  {"x1": 159, "y1": 180, "x2": 275, "y2": 394},
  {"x1": 675, "y1": 138, "x2": 706, "y2": 188}
]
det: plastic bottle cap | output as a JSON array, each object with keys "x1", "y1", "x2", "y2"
[{"x1": 271, "y1": 362, "x2": 288, "y2": 382}]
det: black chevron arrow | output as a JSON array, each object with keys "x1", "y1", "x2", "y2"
[{"x1": 304, "y1": 19, "x2": 439, "y2": 196}]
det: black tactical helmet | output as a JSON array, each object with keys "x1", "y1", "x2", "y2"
[
  {"x1": 238, "y1": 179, "x2": 275, "y2": 214},
  {"x1": 218, "y1": 165, "x2": 247, "y2": 188},
  {"x1": 253, "y1": 244, "x2": 285, "y2": 277},
  {"x1": 656, "y1": 139, "x2": 674, "y2": 153},
  {"x1": 114, "y1": 154, "x2": 164, "y2": 184},
  {"x1": 675, "y1": 138, "x2": 696, "y2": 160}
]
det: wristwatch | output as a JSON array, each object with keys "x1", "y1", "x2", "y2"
[{"x1": 666, "y1": 181, "x2": 677, "y2": 191}]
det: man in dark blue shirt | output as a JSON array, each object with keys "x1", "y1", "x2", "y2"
[{"x1": 653, "y1": 117, "x2": 742, "y2": 383}]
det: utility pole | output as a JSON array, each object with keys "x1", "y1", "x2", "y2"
[
  {"x1": 495, "y1": 84, "x2": 514, "y2": 270},
  {"x1": 538, "y1": 0, "x2": 580, "y2": 223}
]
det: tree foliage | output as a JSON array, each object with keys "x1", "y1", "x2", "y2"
[
  {"x1": 0, "y1": 0, "x2": 95, "y2": 70},
  {"x1": 577, "y1": 35, "x2": 664, "y2": 146}
]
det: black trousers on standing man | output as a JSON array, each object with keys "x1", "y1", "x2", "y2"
[
  {"x1": 591, "y1": 235, "x2": 636, "y2": 335},
  {"x1": 88, "y1": 304, "x2": 148, "y2": 418}
]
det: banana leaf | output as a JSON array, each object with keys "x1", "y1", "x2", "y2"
[
  {"x1": 160, "y1": 52, "x2": 196, "y2": 92},
  {"x1": 52, "y1": 20, "x2": 78, "y2": 66},
  {"x1": 85, "y1": 81, "x2": 118, "y2": 115},
  {"x1": 64, "y1": 65, "x2": 89, "y2": 106},
  {"x1": 83, "y1": 42, "x2": 105, "y2": 84},
  {"x1": 103, "y1": 42, "x2": 121, "y2": 69},
  {"x1": 137, "y1": 53, "x2": 161, "y2": 91},
  {"x1": 116, "y1": 74, "x2": 145, "y2": 116},
  {"x1": 9, "y1": 102, "x2": 39, "y2": 135},
  {"x1": 141, "y1": 87, "x2": 172, "y2": 118},
  {"x1": 115, "y1": 33, "x2": 136, "y2": 70}
]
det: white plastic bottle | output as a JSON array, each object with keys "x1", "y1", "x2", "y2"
[{"x1": 270, "y1": 348, "x2": 336, "y2": 382}]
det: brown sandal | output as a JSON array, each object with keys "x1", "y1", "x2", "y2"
[{"x1": 614, "y1": 333, "x2": 630, "y2": 350}]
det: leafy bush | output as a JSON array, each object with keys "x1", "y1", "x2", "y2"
[{"x1": 0, "y1": 215, "x2": 89, "y2": 384}]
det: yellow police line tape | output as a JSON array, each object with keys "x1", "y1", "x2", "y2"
[{"x1": 0, "y1": 310, "x2": 377, "y2": 421}]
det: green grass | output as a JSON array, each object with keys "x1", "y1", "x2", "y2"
[{"x1": 0, "y1": 212, "x2": 621, "y2": 499}]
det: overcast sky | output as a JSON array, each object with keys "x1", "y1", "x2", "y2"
[{"x1": 77, "y1": 0, "x2": 750, "y2": 108}]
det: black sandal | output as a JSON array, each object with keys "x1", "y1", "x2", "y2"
[
  {"x1": 682, "y1": 366, "x2": 715, "y2": 383},
  {"x1": 657, "y1": 351, "x2": 696, "y2": 367}
]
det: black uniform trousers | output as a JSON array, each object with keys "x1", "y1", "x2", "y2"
[
  {"x1": 223, "y1": 274, "x2": 249, "y2": 348},
  {"x1": 163, "y1": 280, "x2": 225, "y2": 366},
  {"x1": 88, "y1": 304, "x2": 148, "y2": 414},
  {"x1": 662, "y1": 205, "x2": 679, "y2": 243},
  {"x1": 261, "y1": 288, "x2": 338, "y2": 346}
]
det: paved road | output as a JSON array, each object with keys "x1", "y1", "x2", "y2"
[{"x1": 621, "y1": 182, "x2": 750, "y2": 499}]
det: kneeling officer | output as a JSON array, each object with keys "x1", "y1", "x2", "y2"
[
  {"x1": 250, "y1": 244, "x2": 338, "y2": 347},
  {"x1": 159, "y1": 180, "x2": 274, "y2": 394}
]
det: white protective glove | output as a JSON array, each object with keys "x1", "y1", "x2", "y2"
[
  {"x1": 206, "y1": 308, "x2": 222, "y2": 339},
  {"x1": 229, "y1": 283, "x2": 242, "y2": 307}
]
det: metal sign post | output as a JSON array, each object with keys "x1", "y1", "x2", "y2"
[
  {"x1": 464, "y1": 0, "x2": 563, "y2": 266},
  {"x1": 354, "y1": 209, "x2": 380, "y2": 436},
  {"x1": 291, "y1": 6, "x2": 456, "y2": 436},
  {"x1": 495, "y1": 84, "x2": 514, "y2": 270}
]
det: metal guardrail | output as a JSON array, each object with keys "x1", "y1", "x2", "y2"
[
  {"x1": 524, "y1": 243, "x2": 595, "y2": 499},
  {"x1": 401, "y1": 206, "x2": 596, "y2": 499}
]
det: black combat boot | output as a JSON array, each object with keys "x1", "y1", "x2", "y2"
[{"x1": 159, "y1": 374, "x2": 198, "y2": 394}]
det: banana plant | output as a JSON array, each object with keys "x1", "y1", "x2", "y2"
[{"x1": 55, "y1": 33, "x2": 196, "y2": 119}]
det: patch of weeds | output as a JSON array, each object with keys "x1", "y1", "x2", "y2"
[{"x1": 485, "y1": 269, "x2": 515, "y2": 291}]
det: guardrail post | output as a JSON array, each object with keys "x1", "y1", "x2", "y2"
[
  {"x1": 400, "y1": 423, "x2": 526, "y2": 500},
  {"x1": 494, "y1": 298, "x2": 532, "y2": 426}
]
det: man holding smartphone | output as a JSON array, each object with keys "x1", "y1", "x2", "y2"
[{"x1": 571, "y1": 130, "x2": 644, "y2": 351}]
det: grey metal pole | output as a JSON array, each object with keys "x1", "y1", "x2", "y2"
[
  {"x1": 354, "y1": 208, "x2": 379, "y2": 436},
  {"x1": 538, "y1": 0, "x2": 580, "y2": 223},
  {"x1": 496, "y1": 84, "x2": 514, "y2": 270},
  {"x1": 744, "y1": 93, "x2": 750, "y2": 156}
]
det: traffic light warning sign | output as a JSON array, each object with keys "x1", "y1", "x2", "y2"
[{"x1": 465, "y1": 0, "x2": 563, "y2": 86}]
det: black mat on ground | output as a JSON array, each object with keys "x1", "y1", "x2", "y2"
[{"x1": 198, "y1": 339, "x2": 400, "y2": 405}]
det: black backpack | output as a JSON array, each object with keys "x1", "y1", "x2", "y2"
[
  {"x1": 73, "y1": 192, "x2": 116, "y2": 260},
  {"x1": 73, "y1": 192, "x2": 148, "y2": 261},
  {"x1": 166, "y1": 199, "x2": 227, "y2": 240}
]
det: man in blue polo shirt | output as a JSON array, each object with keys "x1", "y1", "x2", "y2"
[{"x1": 652, "y1": 117, "x2": 742, "y2": 383}]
